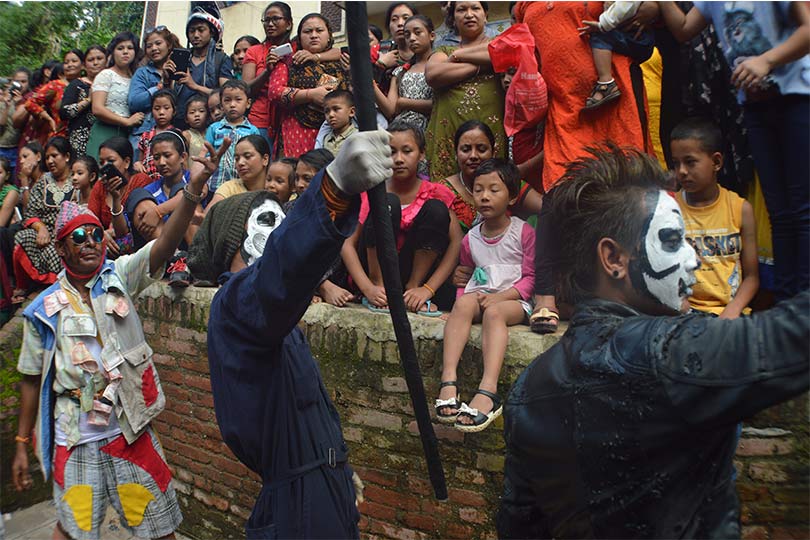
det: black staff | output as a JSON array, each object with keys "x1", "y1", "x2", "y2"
[{"x1": 345, "y1": 2, "x2": 448, "y2": 501}]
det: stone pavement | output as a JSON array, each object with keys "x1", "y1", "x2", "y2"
[{"x1": 2, "y1": 500, "x2": 192, "y2": 540}]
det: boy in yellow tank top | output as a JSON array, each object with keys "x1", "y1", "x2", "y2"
[{"x1": 671, "y1": 118, "x2": 759, "y2": 318}]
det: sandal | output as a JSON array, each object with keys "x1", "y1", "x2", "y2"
[
  {"x1": 434, "y1": 381, "x2": 461, "y2": 424},
  {"x1": 530, "y1": 307, "x2": 559, "y2": 334},
  {"x1": 361, "y1": 296, "x2": 389, "y2": 314},
  {"x1": 583, "y1": 79, "x2": 621, "y2": 111},
  {"x1": 417, "y1": 300, "x2": 443, "y2": 318},
  {"x1": 455, "y1": 389, "x2": 502, "y2": 433}
]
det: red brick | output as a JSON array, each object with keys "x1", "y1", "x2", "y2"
[
  {"x1": 458, "y1": 506, "x2": 487, "y2": 524},
  {"x1": 192, "y1": 391, "x2": 215, "y2": 408},
  {"x1": 402, "y1": 513, "x2": 439, "y2": 532},
  {"x1": 158, "y1": 410, "x2": 185, "y2": 429},
  {"x1": 349, "y1": 409, "x2": 402, "y2": 431},
  {"x1": 364, "y1": 484, "x2": 420, "y2": 511},
  {"x1": 382, "y1": 377, "x2": 408, "y2": 393},
  {"x1": 152, "y1": 353, "x2": 174, "y2": 366},
  {"x1": 163, "y1": 386, "x2": 190, "y2": 403},
  {"x1": 179, "y1": 357, "x2": 210, "y2": 374},
  {"x1": 192, "y1": 487, "x2": 229, "y2": 511},
  {"x1": 192, "y1": 406, "x2": 215, "y2": 422},
  {"x1": 210, "y1": 455, "x2": 250, "y2": 477},
  {"x1": 358, "y1": 515, "x2": 370, "y2": 532},
  {"x1": 454, "y1": 467, "x2": 486, "y2": 486},
  {"x1": 420, "y1": 499, "x2": 453, "y2": 518},
  {"x1": 358, "y1": 500, "x2": 397, "y2": 521},
  {"x1": 772, "y1": 527, "x2": 810, "y2": 539},
  {"x1": 369, "y1": 520, "x2": 425, "y2": 540},
  {"x1": 737, "y1": 438, "x2": 793, "y2": 456},
  {"x1": 158, "y1": 368, "x2": 184, "y2": 386},
  {"x1": 184, "y1": 373, "x2": 212, "y2": 392},
  {"x1": 174, "y1": 326, "x2": 207, "y2": 343},
  {"x1": 355, "y1": 467, "x2": 399, "y2": 488},
  {"x1": 443, "y1": 522, "x2": 475, "y2": 539},
  {"x1": 407, "y1": 421, "x2": 464, "y2": 443},
  {"x1": 173, "y1": 441, "x2": 211, "y2": 464},
  {"x1": 167, "y1": 339, "x2": 198, "y2": 356},
  {"x1": 406, "y1": 476, "x2": 431, "y2": 496},
  {"x1": 449, "y1": 487, "x2": 488, "y2": 507},
  {"x1": 749, "y1": 463, "x2": 788, "y2": 483},
  {"x1": 741, "y1": 526, "x2": 769, "y2": 540}
]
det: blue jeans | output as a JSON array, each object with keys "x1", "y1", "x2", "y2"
[{"x1": 743, "y1": 95, "x2": 810, "y2": 300}]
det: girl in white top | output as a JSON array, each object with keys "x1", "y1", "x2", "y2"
[
  {"x1": 87, "y1": 32, "x2": 145, "y2": 159},
  {"x1": 436, "y1": 158, "x2": 536, "y2": 433}
]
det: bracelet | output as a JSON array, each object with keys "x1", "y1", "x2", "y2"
[
  {"x1": 21, "y1": 185, "x2": 30, "y2": 191},
  {"x1": 315, "y1": 53, "x2": 321, "y2": 63},
  {"x1": 111, "y1": 205, "x2": 124, "y2": 217},
  {"x1": 182, "y1": 185, "x2": 204, "y2": 204},
  {"x1": 15, "y1": 435, "x2": 30, "y2": 445},
  {"x1": 422, "y1": 283, "x2": 436, "y2": 296}
]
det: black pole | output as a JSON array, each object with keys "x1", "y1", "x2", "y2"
[{"x1": 345, "y1": 2, "x2": 448, "y2": 501}]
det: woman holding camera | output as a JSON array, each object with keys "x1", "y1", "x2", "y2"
[{"x1": 60, "y1": 45, "x2": 107, "y2": 156}]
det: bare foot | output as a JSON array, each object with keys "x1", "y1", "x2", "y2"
[{"x1": 319, "y1": 280, "x2": 355, "y2": 307}]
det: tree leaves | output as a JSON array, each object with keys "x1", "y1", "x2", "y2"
[{"x1": 0, "y1": 2, "x2": 144, "y2": 75}]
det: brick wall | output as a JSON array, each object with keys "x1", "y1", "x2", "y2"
[{"x1": 2, "y1": 283, "x2": 808, "y2": 540}]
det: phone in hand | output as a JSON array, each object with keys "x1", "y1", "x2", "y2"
[
  {"x1": 379, "y1": 40, "x2": 395, "y2": 54},
  {"x1": 170, "y1": 48, "x2": 192, "y2": 79},
  {"x1": 271, "y1": 43, "x2": 293, "y2": 57},
  {"x1": 10, "y1": 81, "x2": 22, "y2": 92},
  {"x1": 340, "y1": 46, "x2": 350, "y2": 54},
  {"x1": 100, "y1": 163, "x2": 127, "y2": 186}
]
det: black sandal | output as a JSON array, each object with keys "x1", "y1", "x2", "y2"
[
  {"x1": 583, "y1": 79, "x2": 621, "y2": 111},
  {"x1": 434, "y1": 381, "x2": 461, "y2": 424},
  {"x1": 455, "y1": 389, "x2": 503, "y2": 433}
]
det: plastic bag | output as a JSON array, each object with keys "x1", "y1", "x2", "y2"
[{"x1": 488, "y1": 23, "x2": 548, "y2": 137}]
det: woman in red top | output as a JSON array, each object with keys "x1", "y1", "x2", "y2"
[
  {"x1": 87, "y1": 136, "x2": 151, "y2": 256},
  {"x1": 24, "y1": 50, "x2": 84, "y2": 145},
  {"x1": 242, "y1": 2, "x2": 294, "y2": 145}
]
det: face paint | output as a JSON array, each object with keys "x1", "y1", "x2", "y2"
[
  {"x1": 631, "y1": 191, "x2": 699, "y2": 313},
  {"x1": 242, "y1": 199, "x2": 286, "y2": 266}
]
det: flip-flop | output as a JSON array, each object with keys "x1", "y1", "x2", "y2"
[
  {"x1": 361, "y1": 296, "x2": 389, "y2": 314},
  {"x1": 416, "y1": 300, "x2": 443, "y2": 317}
]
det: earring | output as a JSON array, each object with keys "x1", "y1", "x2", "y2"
[{"x1": 612, "y1": 270, "x2": 619, "y2": 278}]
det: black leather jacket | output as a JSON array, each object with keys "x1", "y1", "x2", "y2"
[{"x1": 497, "y1": 293, "x2": 809, "y2": 539}]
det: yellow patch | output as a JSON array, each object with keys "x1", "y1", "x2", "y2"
[
  {"x1": 117, "y1": 483, "x2": 155, "y2": 527},
  {"x1": 62, "y1": 485, "x2": 93, "y2": 531}
]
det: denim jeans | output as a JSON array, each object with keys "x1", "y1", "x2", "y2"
[{"x1": 743, "y1": 95, "x2": 810, "y2": 300}]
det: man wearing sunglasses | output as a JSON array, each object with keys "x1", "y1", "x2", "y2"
[{"x1": 13, "y1": 140, "x2": 231, "y2": 540}]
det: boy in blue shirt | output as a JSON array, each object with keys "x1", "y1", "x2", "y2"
[{"x1": 205, "y1": 79, "x2": 259, "y2": 192}]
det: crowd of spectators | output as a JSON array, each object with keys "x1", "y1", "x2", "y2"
[{"x1": 0, "y1": 1, "x2": 808, "y2": 430}]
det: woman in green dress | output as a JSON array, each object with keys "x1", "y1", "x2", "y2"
[{"x1": 425, "y1": 1, "x2": 505, "y2": 182}]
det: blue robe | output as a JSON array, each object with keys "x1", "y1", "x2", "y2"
[{"x1": 208, "y1": 171, "x2": 360, "y2": 539}]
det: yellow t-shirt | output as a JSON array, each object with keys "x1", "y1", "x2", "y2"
[
  {"x1": 678, "y1": 187, "x2": 747, "y2": 315},
  {"x1": 214, "y1": 178, "x2": 247, "y2": 200},
  {"x1": 641, "y1": 47, "x2": 666, "y2": 170}
]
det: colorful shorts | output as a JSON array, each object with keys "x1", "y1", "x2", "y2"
[{"x1": 52, "y1": 428, "x2": 182, "y2": 540}]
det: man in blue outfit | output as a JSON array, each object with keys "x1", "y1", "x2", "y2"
[{"x1": 207, "y1": 131, "x2": 393, "y2": 539}]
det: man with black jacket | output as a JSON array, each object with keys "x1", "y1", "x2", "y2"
[{"x1": 497, "y1": 145, "x2": 809, "y2": 539}]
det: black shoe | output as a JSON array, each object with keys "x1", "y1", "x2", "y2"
[{"x1": 167, "y1": 252, "x2": 191, "y2": 288}]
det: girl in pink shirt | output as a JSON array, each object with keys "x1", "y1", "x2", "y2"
[{"x1": 436, "y1": 158, "x2": 535, "y2": 433}]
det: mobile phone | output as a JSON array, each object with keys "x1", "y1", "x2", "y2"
[
  {"x1": 379, "y1": 40, "x2": 395, "y2": 54},
  {"x1": 14, "y1": 207, "x2": 22, "y2": 223},
  {"x1": 170, "y1": 48, "x2": 192, "y2": 79},
  {"x1": 340, "y1": 46, "x2": 350, "y2": 54},
  {"x1": 271, "y1": 43, "x2": 293, "y2": 57},
  {"x1": 100, "y1": 163, "x2": 127, "y2": 186},
  {"x1": 10, "y1": 81, "x2": 22, "y2": 92}
]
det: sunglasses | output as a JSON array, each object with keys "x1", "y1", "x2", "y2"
[
  {"x1": 70, "y1": 226, "x2": 104, "y2": 246},
  {"x1": 261, "y1": 16, "x2": 287, "y2": 25},
  {"x1": 145, "y1": 25, "x2": 167, "y2": 34}
]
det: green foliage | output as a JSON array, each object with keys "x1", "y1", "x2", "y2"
[{"x1": 0, "y1": 1, "x2": 144, "y2": 75}]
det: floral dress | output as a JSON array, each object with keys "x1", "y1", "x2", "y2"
[
  {"x1": 13, "y1": 173, "x2": 74, "y2": 286},
  {"x1": 24, "y1": 80, "x2": 68, "y2": 145},
  {"x1": 391, "y1": 66, "x2": 433, "y2": 131},
  {"x1": 425, "y1": 45, "x2": 506, "y2": 183},
  {"x1": 268, "y1": 56, "x2": 347, "y2": 158}
]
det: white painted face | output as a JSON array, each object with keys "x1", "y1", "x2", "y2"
[
  {"x1": 242, "y1": 199, "x2": 285, "y2": 266},
  {"x1": 635, "y1": 191, "x2": 699, "y2": 313}
]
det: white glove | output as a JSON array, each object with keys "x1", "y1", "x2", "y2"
[{"x1": 326, "y1": 130, "x2": 393, "y2": 195}]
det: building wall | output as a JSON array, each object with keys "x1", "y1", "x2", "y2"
[{"x1": 2, "y1": 284, "x2": 808, "y2": 539}]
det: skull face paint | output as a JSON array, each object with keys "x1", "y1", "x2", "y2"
[
  {"x1": 242, "y1": 199, "x2": 286, "y2": 266},
  {"x1": 630, "y1": 191, "x2": 699, "y2": 313}
]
